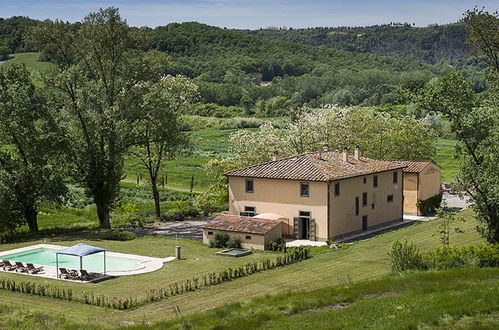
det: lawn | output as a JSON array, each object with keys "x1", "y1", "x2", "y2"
[
  {"x1": 154, "y1": 267, "x2": 499, "y2": 329},
  {"x1": 0, "y1": 52, "x2": 54, "y2": 72},
  {"x1": 0, "y1": 209, "x2": 486, "y2": 328}
]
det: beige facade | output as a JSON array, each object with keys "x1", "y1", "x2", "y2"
[
  {"x1": 403, "y1": 163, "x2": 441, "y2": 215},
  {"x1": 202, "y1": 224, "x2": 281, "y2": 250},
  {"x1": 228, "y1": 169, "x2": 403, "y2": 241}
]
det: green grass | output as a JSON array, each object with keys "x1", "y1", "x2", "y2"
[
  {"x1": 124, "y1": 129, "x2": 240, "y2": 191},
  {"x1": 0, "y1": 209, "x2": 485, "y2": 328},
  {"x1": 435, "y1": 139, "x2": 460, "y2": 183},
  {"x1": 0, "y1": 52, "x2": 54, "y2": 72},
  {"x1": 152, "y1": 267, "x2": 499, "y2": 329}
]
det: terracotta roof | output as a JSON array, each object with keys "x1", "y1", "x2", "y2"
[
  {"x1": 202, "y1": 214, "x2": 282, "y2": 235},
  {"x1": 393, "y1": 160, "x2": 435, "y2": 173},
  {"x1": 225, "y1": 151, "x2": 406, "y2": 182}
]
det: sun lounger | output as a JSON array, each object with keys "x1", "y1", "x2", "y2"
[
  {"x1": 79, "y1": 269, "x2": 92, "y2": 281},
  {"x1": 26, "y1": 263, "x2": 43, "y2": 274},
  {"x1": 59, "y1": 268, "x2": 78, "y2": 279},
  {"x1": 15, "y1": 261, "x2": 28, "y2": 272},
  {"x1": 2, "y1": 260, "x2": 16, "y2": 271}
]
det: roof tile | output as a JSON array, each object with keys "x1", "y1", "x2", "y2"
[
  {"x1": 226, "y1": 151, "x2": 405, "y2": 182},
  {"x1": 202, "y1": 214, "x2": 282, "y2": 234}
]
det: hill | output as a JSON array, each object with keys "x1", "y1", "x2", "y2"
[{"x1": 244, "y1": 23, "x2": 471, "y2": 65}]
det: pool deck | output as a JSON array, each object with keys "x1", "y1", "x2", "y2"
[{"x1": 0, "y1": 244, "x2": 175, "y2": 282}]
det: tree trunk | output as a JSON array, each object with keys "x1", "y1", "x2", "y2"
[
  {"x1": 151, "y1": 177, "x2": 161, "y2": 219},
  {"x1": 96, "y1": 200, "x2": 111, "y2": 229},
  {"x1": 25, "y1": 206, "x2": 39, "y2": 232}
]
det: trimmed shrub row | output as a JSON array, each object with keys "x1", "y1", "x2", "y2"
[
  {"x1": 0, "y1": 248, "x2": 311, "y2": 310},
  {"x1": 145, "y1": 248, "x2": 310, "y2": 303}
]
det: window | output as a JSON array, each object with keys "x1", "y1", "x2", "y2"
[
  {"x1": 300, "y1": 182, "x2": 309, "y2": 197},
  {"x1": 245, "y1": 235, "x2": 251, "y2": 240},
  {"x1": 299, "y1": 211, "x2": 311, "y2": 217},
  {"x1": 373, "y1": 175, "x2": 378, "y2": 188},
  {"x1": 393, "y1": 171, "x2": 398, "y2": 184},
  {"x1": 371, "y1": 203, "x2": 375, "y2": 209},
  {"x1": 208, "y1": 231, "x2": 213, "y2": 236},
  {"x1": 245, "y1": 179, "x2": 254, "y2": 193},
  {"x1": 240, "y1": 206, "x2": 256, "y2": 216},
  {"x1": 387, "y1": 195, "x2": 394, "y2": 202},
  {"x1": 362, "y1": 192, "x2": 368, "y2": 206},
  {"x1": 334, "y1": 183, "x2": 340, "y2": 196},
  {"x1": 363, "y1": 177, "x2": 367, "y2": 184},
  {"x1": 355, "y1": 197, "x2": 359, "y2": 215}
]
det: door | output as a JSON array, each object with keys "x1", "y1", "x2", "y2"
[
  {"x1": 362, "y1": 215, "x2": 368, "y2": 231},
  {"x1": 300, "y1": 217, "x2": 309, "y2": 239}
]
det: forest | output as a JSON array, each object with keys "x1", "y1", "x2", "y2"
[{"x1": 0, "y1": 16, "x2": 491, "y2": 115}]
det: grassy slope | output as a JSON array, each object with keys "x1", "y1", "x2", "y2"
[
  {"x1": 154, "y1": 267, "x2": 499, "y2": 329},
  {"x1": 0, "y1": 209, "x2": 484, "y2": 327},
  {"x1": 434, "y1": 139, "x2": 460, "y2": 183},
  {"x1": 0, "y1": 52, "x2": 53, "y2": 71}
]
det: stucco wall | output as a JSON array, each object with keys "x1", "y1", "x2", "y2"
[
  {"x1": 403, "y1": 172, "x2": 419, "y2": 215},
  {"x1": 202, "y1": 225, "x2": 281, "y2": 250},
  {"x1": 228, "y1": 177, "x2": 329, "y2": 240},
  {"x1": 418, "y1": 163, "x2": 441, "y2": 201},
  {"x1": 403, "y1": 163, "x2": 441, "y2": 215},
  {"x1": 328, "y1": 169, "x2": 403, "y2": 238}
]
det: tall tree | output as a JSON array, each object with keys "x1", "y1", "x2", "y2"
[
  {"x1": 419, "y1": 72, "x2": 499, "y2": 242},
  {"x1": 416, "y1": 9, "x2": 499, "y2": 242},
  {"x1": 129, "y1": 75, "x2": 197, "y2": 219},
  {"x1": 0, "y1": 65, "x2": 67, "y2": 232},
  {"x1": 29, "y1": 8, "x2": 167, "y2": 228}
]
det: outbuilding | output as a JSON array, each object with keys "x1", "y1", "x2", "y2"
[
  {"x1": 202, "y1": 214, "x2": 282, "y2": 250},
  {"x1": 396, "y1": 160, "x2": 442, "y2": 215}
]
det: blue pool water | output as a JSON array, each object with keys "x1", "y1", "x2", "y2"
[{"x1": 1, "y1": 248, "x2": 142, "y2": 272}]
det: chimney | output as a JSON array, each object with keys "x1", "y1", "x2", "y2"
[
  {"x1": 354, "y1": 145, "x2": 361, "y2": 160},
  {"x1": 272, "y1": 150, "x2": 280, "y2": 161},
  {"x1": 342, "y1": 147, "x2": 348, "y2": 163}
]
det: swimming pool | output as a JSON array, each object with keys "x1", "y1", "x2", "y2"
[{"x1": 1, "y1": 247, "x2": 143, "y2": 273}]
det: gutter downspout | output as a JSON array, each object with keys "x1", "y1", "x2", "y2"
[{"x1": 327, "y1": 182, "x2": 331, "y2": 240}]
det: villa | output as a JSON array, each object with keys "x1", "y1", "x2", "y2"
[{"x1": 202, "y1": 146, "x2": 442, "y2": 248}]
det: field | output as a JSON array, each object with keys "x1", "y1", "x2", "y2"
[
  {"x1": 0, "y1": 209, "x2": 486, "y2": 328},
  {"x1": 157, "y1": 267, "x2": 499, "y2": 329},
  {"x1": 0, "y1": 52, "x2": 54, "y2": 72},
  {"x1": 434, "y1": 139, "x2": 460, "y2": 183}
]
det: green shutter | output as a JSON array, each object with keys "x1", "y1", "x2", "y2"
[
  {"x1": 293, "y1": 217, "x2": 299, "y2": 238},
  {"x1": 308, "y1": 218, "x2": 316, "y2": 241}
]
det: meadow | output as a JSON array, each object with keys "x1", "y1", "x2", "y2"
[{"x1": 0, "y1": 209, "x2": 487, "y2": 328}]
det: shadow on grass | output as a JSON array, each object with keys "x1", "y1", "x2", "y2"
[{"x1": 1, "y1": 226, "x2": 126, "y2": 244}]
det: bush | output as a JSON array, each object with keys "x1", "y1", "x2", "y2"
[
  {"x1": 388, "y1": 240, "x2": 427, "y2": 272},
  {"x1": 417, "y1": 194, "x2": 443, "y2": 215},
  {"x1": 102, "y1": 230, "x2": 136, "y2": 241},
  {"x1": 268, "y1": 238, "x2": 286, "y2": 252},
  {"x1": 209, "y1": 232, "x2": 230, "y2": 248},
  {"x1": 226, "y1": 238, "x2": 242, "y2": 248},
  {"x1": 424, "y1": 244, "x2": 499, "y2": 269}
]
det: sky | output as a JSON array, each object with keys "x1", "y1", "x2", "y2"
[{"x1": 1, "y1": 0, "x2": 498, "y2": 29}]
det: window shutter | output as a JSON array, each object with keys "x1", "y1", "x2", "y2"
[
  {"x1": 308, "y1": 218, "x2": 316, "y2": 241},
  {"x1": 293, "y1": 217, "x2": 299, "y2": 238}
]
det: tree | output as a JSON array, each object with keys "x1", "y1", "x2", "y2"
[
  {"x1": 229, "y1": 107, "x2": 436, "y2": 164},
  {"x1": 418, "y1": 72, "x2": 499, "y2": 242},
  {"x1": 129, "y1": 75, "x2": 198, "y2": 219},
  {"x1": 0, "y1": 45, "x2": 9, "y2": 61},
  {"x1": 29, "y1": 8, "x2": 168, "y2": 228},
  {"x1": 0, "y1": 65, "x2": 67, "y2": 231},
  {"x1": 464, "y1": 8, "x2": 499, "y2": 75}
]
